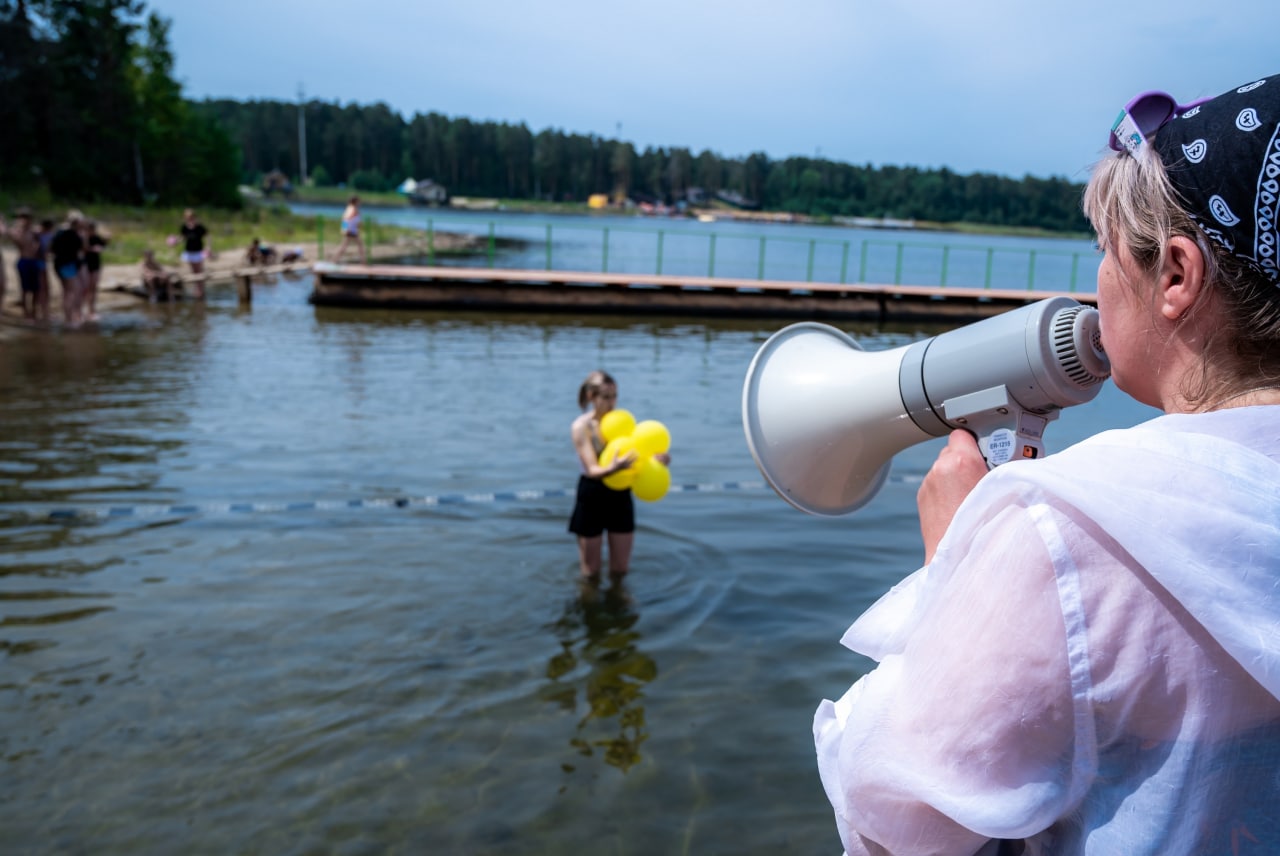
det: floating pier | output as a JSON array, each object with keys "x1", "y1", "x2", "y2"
[
  {"x1": 108, "y1": 261, "x2": 314, "y2": 306},
  {"x1": 309, "y1": 263, "x2": 1095, "y2": 322}
]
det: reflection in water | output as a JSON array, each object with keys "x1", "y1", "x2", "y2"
[
  {"x1": 544, "y1": 578, "x2": 657, "y2": 775},
  {"x1": 0, "y1": 320, "x2": 205, "y2": 664},
  {"x1": 0, "y1": 319, "x2": 202, "y2": 513}
]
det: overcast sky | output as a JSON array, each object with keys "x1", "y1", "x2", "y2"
[{"x1": 143, "y1": 0, "x2": 1276, "y2": 182}]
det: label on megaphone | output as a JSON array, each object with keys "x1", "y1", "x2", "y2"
[
  {"x1": 742, "y1": 297, "x2": 1110, "y2": 516},
  {"x1": 985, "y1": 428, "x2": 1018, "y2": 465}
]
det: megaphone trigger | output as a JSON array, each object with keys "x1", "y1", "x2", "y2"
[
  {"x1": 938, "y1": 384, "x2": 1052, "y2": 468},
  {"x1": 742, "y1": 297, "x2": 1111, "y2": 516}
]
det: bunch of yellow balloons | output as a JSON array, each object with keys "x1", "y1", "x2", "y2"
[{"x1": 597, "y1": 409, "x2": 672, "y2": 502}]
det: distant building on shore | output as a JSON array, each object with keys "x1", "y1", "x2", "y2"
[
  {"x1": 262, "y1": 169, "x2": 295, "y2": 197},
  {"x1": 398, "y1": 178, "x2": 449, "y2": 206}
]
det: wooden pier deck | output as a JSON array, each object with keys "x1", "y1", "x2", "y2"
[{"x1": 309, "y1": 263, "x2": 1095, "y2": 323}]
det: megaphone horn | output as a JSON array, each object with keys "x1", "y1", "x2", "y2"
[{"x1": 742, "y1": 297, "x2": 1110, "y2": 516}]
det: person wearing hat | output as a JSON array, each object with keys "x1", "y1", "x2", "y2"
[{"x1": 813, "y1": 73, "x2": 1280, "y2": 855}]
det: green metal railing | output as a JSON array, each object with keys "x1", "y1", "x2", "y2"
[{"x1": 317, "y1": 215, "x2": 1098, "y2": 294}]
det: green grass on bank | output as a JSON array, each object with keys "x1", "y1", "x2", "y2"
[
  {"x1": 3, "y1": 185, "x2": 1091, "y2": 272},
  {"x1": 287, "y1": 186, "x2": 408, "y2": 207},
  {"x1": 287, "y1": 187, "x2": 593, "y2": 214},
  {"x1": 288, "y1": 186, "x2": 572, "y2": 214},
  {"x1": 0, "y1": 188, "x2": 432, "y2": 267},
  {"x1": 286, "y1": 187, "x2": 1090, "y2": 240}
]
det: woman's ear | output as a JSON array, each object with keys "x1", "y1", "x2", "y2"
[{"x1": 1158, "y1": 236, "x2": 1207, "y2": 322}]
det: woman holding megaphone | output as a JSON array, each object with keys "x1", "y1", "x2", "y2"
[
  {"x1": 815, "y1": 73, "x2": 1280, "y2": 855},
  {"x1": 569, "y1": 370, "x2": 672, "y2": 578}
]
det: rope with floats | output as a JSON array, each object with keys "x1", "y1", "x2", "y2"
[{"x1": 5, "y1": 474, "x2": 926, "y2": 523}]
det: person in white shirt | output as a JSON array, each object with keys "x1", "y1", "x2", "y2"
[
  {"x1": 331, "y1": 195, "x2": 367, "y2": 265},
  {"x1": 814, "y1": 72, "x2": 1280, "y2": 856}
]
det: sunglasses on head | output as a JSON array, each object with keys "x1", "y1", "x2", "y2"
[{"x1": 1109, "y1": 90, "x2": 1212, "y2": 155}]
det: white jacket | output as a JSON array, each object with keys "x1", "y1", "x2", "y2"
[{"x1": 814, "y1": 407, "x2": 1280, "y2": 855}]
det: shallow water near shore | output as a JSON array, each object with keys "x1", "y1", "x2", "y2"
[{"x1": 0, "y1": 264, "x2": 1156, "y2": 853}]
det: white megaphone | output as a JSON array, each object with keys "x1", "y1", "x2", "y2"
[{"x1": 742, "y1": 296, "x2": 1111, "y2": 516}]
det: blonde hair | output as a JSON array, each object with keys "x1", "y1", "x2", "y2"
[
  {"x1": 577, "y1": 370, "x2": 616, "y2": 409},
  {"x1": 1083, "y1": 148, "x2": 1280, "y2": 404}
]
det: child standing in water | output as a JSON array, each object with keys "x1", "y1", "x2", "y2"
[{"x1": 569, "y1": 370, "x2": 670, "y2": 578}]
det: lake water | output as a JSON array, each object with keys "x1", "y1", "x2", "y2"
[
  {"x1": 0, "y1": 220, "x2": 1157, "y2": 854},
  {"x1": 291, "y1": 202, "x2": 1104, "y2": 294}
]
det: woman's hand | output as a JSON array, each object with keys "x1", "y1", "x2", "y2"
[
  {"x1": 654, "y1": 452, "x2": 671, "y2": 466},
  {"x1": 918, "y1": 430, "x2": 989, "y2": 564},
  {"x1": 608, "y1": 449, "x2": 638, "y2": 474}
]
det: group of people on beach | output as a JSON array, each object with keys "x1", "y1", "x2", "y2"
[
  {"x1": 0, "y1": 202, "x2": 314, "y2": 314},
  {"x1": 0, "y1": 206, "x2": 222, "y2": 321},
  {"x1": 0, "y1": 200, "x2": 329, "y2": 318},
  {"x1": 0, "y1": 207, "x2": 108, "y2": 327}
]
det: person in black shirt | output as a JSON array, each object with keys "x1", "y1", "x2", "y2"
[
  {"x1": 179, "y1": 208, "x2": 210, "y2": 298},
  {"x1": 82, "y1": 219, "x2": 107, "y2": 321},
  {"x1": 50, "y1": 211, "x2": 86, "y2": 326}
]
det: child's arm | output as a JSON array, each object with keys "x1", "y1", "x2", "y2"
[{"x1": 572, "y1": 418, "x2": 634, "y2": 479}]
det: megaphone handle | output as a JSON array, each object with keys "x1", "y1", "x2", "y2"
[
  {"x1": 974, "y1": 410, "x2": 1051, "y2": 468},
  {"x1": 977, "y1": 427, "x2": 1042, "y2": 468}
]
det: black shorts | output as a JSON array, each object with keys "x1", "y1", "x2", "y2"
[{"x1": 568, "y1": 475, "x2": 634, "y2": 537}]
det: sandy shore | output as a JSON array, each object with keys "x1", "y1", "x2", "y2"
[{"x1": 0, "y1": 232, "x2": 480, "y2": 328}]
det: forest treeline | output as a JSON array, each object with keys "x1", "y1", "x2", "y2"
[
  {"x1": 0, "y1": 0, "x2": 241, "y2": 207},
  {"x1": 201, "y1": 98, "x2": 1090, "y2": 232},
  {"x1": 1, "y1": 0, "x2": 1088, "y2": 232}
]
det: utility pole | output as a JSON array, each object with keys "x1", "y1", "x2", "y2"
[{"x1": 298, "y1": 84, "x2": 308, "y2": 185}]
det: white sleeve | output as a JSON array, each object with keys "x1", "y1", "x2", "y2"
[{"x1": 814, "y1": 502, "x2": 1078, "y2": 853}]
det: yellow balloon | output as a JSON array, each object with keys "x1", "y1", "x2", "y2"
[
  {"x1": 631, "y1": 458, "x2": 670, "y2": 502},
  {"x1": 603, "y1": 467, "x2": 635, "y2": 490},
  {"x1": 599, "y1": 409, "x2": 636, "y2": 443},
  {"x1": 631, "y1": 420, "x2": 671, "y2": 457},
  {"x1": 599, "y1": 437, "x2": 636, "y2": 490}
]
